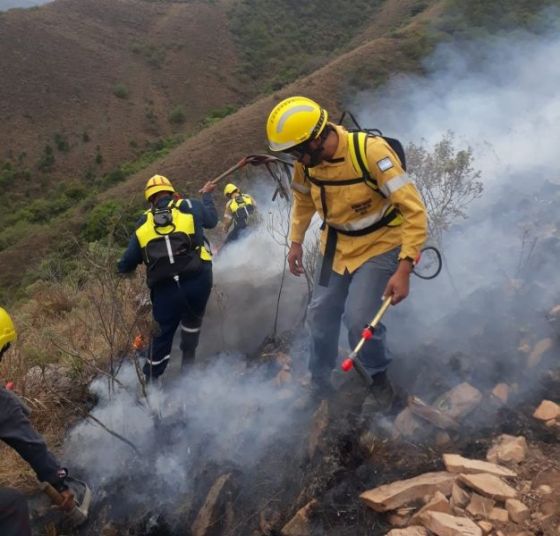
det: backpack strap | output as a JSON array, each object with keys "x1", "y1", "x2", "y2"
[{"x1": 348, "y1": 131, "x2": 387, "y2": 198}]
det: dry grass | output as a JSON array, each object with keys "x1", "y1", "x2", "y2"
[{"x1": 0, "y1": 244, "x2": 151, "y2": 489}]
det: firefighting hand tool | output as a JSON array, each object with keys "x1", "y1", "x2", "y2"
[
  {"x1": 208, "y1": 154, "x2": 292, "y2": 201},
  {"x1": 340, "y1": 247, "x2": 442, "y2": 380},
  {"x1": 42, "y1": 478, "x2": 92, "y2": 528}
]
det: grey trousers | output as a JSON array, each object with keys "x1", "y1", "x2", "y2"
[{"x1": 307, "y1": 247, "x2": 400, "y2": 381}]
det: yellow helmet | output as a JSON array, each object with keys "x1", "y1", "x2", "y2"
[
  {"x1": 266, "y1": 96, "x2": 328, "y2": 152},
  {"x1": 144, "y1": 175, "x2": 175, "y2": 201},
  {"x1": 0, "y1": 307, "x2": 17, "y2": 351},
  {"x1": 224, "y1": 183, "x2": 239, "y2": 197}
]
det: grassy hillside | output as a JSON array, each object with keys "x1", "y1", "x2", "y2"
[
  {"x1": 2, "y1": 0, "x2": 557, "y2": 302},
  {"x1": 0, "y1": 0, "x2": 442, "y2": 300}
]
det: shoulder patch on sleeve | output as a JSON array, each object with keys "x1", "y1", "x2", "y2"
[{"x1": 377, "y1": 157, "x2": 394, "y2": 172}]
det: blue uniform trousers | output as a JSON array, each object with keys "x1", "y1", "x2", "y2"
[{"x1": 144, "y1": 262, "x2": 213, "y2": 379}]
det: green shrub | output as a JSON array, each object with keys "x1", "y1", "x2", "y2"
[
  {"x1": 81, "y1": 201, "x2": 122, "y2": 243},
  {"x1": 168, "y1": 105, "x2": 186, "y2": 125},
  {"x1": 229, "y1": 0, "x2": 384, "y2": 92},
  {"x1": 82, "y1": 131, "x2": 90, "y2": 143},
  {"x1": 202, "y1": 105, "x2": 237, "y2": 127},
  {"x1": 130, "y1": 40, "x2": 166, "y2": 68},
  {"x1": 37, "y1": 145, "x2": 55, "y2": 172},
  {"x1": 54, "y1": 132, "x2": 69, "y2": 152},
  {"x1": 113, "y1": 83, "x2": 129, "y2": 99}
]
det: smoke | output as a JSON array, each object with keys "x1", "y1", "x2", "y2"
[
  {"x1": 201, "y1": 176, "x2": 308, "y2": 355},
  {"x1": 62, "y1": 15, "x2": 560, "y2": 526},
  {"x1": 353, "y1": 21, "x2": 560, "y2": 395},
  {"x1": 65, "y1": 356, "x2": 307, "y2": 520},
  {"x1": 64, "y1": 176, "x2": 313, "y2": 525}
]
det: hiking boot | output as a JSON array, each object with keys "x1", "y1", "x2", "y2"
[{"x1": 360, "y1": 371, "x2": 394, "y2": 421}]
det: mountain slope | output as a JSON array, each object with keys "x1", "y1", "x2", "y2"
[
  {"x1": 0, "y1": 0, "x2": 243, "y2": 181},
  {"x1": 0, "y1": 0, "x2": 445, "y2": 298}
]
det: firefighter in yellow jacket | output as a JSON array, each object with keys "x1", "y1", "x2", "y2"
[
  {"x1": 222, "y1": 183, "x2": 256, "y2": 244},
  {"x1": 266, "y1": 97, "x2": 428, "y2": 411}
]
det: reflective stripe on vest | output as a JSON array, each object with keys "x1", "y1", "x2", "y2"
[{"x1": 135, "y1": 200, "x2": 210, "y2": 287}]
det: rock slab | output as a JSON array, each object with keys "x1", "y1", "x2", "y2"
[
  {"x1": 458, "y1": 473, "x2": 517, "y2": 501},
  {"x1": 420, "y1": 511, "x2": 482, "y2": 536},
  {"x1": 360, "y1": 472, "x2": 456, "y2": 512},
  {"x1": 443, "y1": 453, "x2": 516, "y2": 478}
]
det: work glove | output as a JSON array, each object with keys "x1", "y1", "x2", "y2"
[{"x1": 57, "y1": 489, "x2": 76, "y2": 512}]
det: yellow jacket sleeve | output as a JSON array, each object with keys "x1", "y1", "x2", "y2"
[
  {"x1": 289, "y1": 163, "x2": 316, "y2": 244},
  {"x1": 366, "y1": 139, "x2": 428, "y2": 260}
]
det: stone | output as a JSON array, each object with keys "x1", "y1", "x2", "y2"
[
  {"x1": 388, "y1": 513, "x2": 411, "y2": 527},
  {"x1": 360, "y1": 472, "x2": 457, "y2": 512},
  {"x1": 486, "y1": 435, "x2": 528, "y2": 464},
  {"x1": 533, "y1": 400, "x2": 560, "y2": 421},
  {"x1": 450, "y1": 483, "x2": 471, "y2": 509},
  {"x1": 386, "y1": 528, "x2": 429, "y2": 536},
  {"x1": 393, "y1": 408, "x2": 425, "y2": 438},
  {"x1": 478, "y1": 521, "x2": 493, "y2": 534},
  {"x1": 308, "y1": 400, "x2": 329, "y2": 458},
  {"x1": 419, "y1": 511, "x2": 482, "y2": 536},
  {"x1": 24, "y1": 363, "x2": 75, "y2": 395},
  {"x1": 280, "y1": 499, "x2": 318, "y2": 536},
  {"x1": 491, "y1": 384, "x2": 509, "y2": 404},
  {"x1": 458, "y1": 473, "x2": 517, "y2": 501},
  {"x1": 274, "y1": 369, "x2": 293, "y2": 386},
  {"x1": 436, "y1": 432, "x2": 451, "y2": 446},
  {"x1": 191, "y1": 473, "x2": 232, "y2": 536},
  {"x1": 505, "y1": 499, "x2": 529, "y2": 523},
  {"x1": 466, "y1": 493, "x2": 495, "y2": 518},
  {"x1": 537, "y1": 484, "x2": 552, "y2": 495},
  {"x1": 433, "y1": 383, "x2": 483, "y2": 421},
  {"x1": 443, "y1": 454, "x2": 516, "y2": 478},
  {"x1": 527, "y1": 338, "x2": 554, "y2": 368},
  {"x1": 488, "y1": 508, "x2": 508, "y2": 522},
  {"x1": 408, "y1": 396, "x2": 460, "y2": 430},
  {"x1": 410, "y1": 491, "x2": 450, "y2": 524}
]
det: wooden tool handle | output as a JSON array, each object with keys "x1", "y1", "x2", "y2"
[{"x1": 42, "y1": 482, "x2": 64, "y2": 506}]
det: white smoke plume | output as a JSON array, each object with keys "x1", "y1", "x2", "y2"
[
  {"x1": 353, "y1": 20, "x2": 560, "y2": 394},
  {"x1": 63, "y1": 15, "x2": 560, "y2": 523}
]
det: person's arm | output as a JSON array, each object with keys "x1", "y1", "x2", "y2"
[
  {"x1": 288, "y1": 164, "x2": 316, "y2": 276},
  {"x1": 367, "y1": 139, "x2": 428, "y2": 303},
  {"x1": 0, "y1": 388, "x2": 67, "y2": 490},
  {"x1": 117, "y1": 220, "x2": 144, "y2": 274}
]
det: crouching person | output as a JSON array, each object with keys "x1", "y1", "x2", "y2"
[
  {"x1": 0, "y1": 308, "x2": 76, "y2": 536},
  {"x1": 118, "y1": 175, "x2": 218, "y2": 381}
]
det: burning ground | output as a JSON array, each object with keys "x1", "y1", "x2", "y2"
[{"x1": 32, "y1": 18, "x2": 560, "y2": 536}]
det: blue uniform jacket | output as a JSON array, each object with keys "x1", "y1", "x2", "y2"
[{"x1": 118, "y1": 193, "x2": 218, "y2": 273}]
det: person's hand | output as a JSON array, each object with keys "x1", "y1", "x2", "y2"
[
  {"x1": 287, "y1": 242, "x2": 305, "y2": 276},
  {"x1": 58, "y1": 489, "x2": 76, "y2": 512},
  {"x1": 199, "y1": 181, "x2": 216, "y2": 194},
  {"x1": 383, "y1": 260, "x2": 412, "y2": 305}
]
